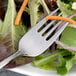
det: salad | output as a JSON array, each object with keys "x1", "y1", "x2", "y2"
[{"x1": 0, "y1": 0, "x2": 76, "y2": 75}]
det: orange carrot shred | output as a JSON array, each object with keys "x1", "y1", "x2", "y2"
[
  {"x1": 45, "y1": 16, "x2": 76, "y2": 25},
  {"x1": 15, "y1": 0, "x2": 28, "y2": 25}
]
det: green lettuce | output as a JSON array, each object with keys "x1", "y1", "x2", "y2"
[
  {"x1": 33, "y1": 52, "x2": 57, "y2": 70},
  {"x1": 0, "y1": 0, "x2": 27, "y2": 53},
  {"x1": 33, "y1": 50, "x2": 68, "y2": 70},
  {"x1": 56, "y1": 54, "x2": 73, "y2": 75},
  {"x1": 57, "y1": 0, "x2": 76, "y2": 17},
  {"x1": 59, "y1": 26, "x2": 76, "y2": 47},
  {"x1": 28, "y1": 0, "x2": 41, "y2": 26},
  {"x1": 28, "y1": 0, "x2": 49, "y2": 27},
  {"x1": 56, "y1": 26, "x2": 76, "y2": 75}
]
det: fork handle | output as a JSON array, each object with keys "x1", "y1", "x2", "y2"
[{"x1": 0, "y1": 51, "x2": 22, "y2": 69}]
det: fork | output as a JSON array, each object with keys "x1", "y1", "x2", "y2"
[{"x1": 0, "y1": 8, "x2": 69, "y2": 68}]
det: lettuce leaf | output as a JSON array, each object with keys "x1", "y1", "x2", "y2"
[
  {"x1": 56, "y1": 51, "x2": 76, "y2": 75},
  {"x1": 28, "y1": 0, "x2": 41, "y2": 26},
  {"x1": 0, "y1": 0, "x2": 27, "y2": 53},
  {"x1": 33, "y1": 50, "x2": 68, "y2": 70},
  {"x1": 33, "y1": 54, "x2": 56, "y2": 70},
  {"x1": 56, "y1": 52, "x2": 73, "y2": 75},
  {"x1": 57, "y1": 0, "x2": 76, "y2": 17},
  {"x1": 56, "y1": 26, "x2": 76, "y2": 75},
  {"x1": 59, "y1": 26, "x2": 76, "y2": 47}
]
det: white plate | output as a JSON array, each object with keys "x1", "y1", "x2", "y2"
[{"x1": 9, "y1": 63, "x2": 76, "y2": 76}]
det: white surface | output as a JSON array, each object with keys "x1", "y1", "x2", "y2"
[{"x1": 9, "y1": 63, "x2": 76, "y2": 76}]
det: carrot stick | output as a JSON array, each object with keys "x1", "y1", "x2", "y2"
[
  {"x1": 45, "y1": 16, "x2": 76, "y2": 25},
  {"x1": 15, "y1": 0, "x2": 28, "y2": 25}
]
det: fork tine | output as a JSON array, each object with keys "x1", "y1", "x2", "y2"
[
  {"x1": 48, "y1": 8, "x2": 59, "y2": 16},
  {"x1": 40, "y1": 20, "x2": 56, "y2": 34},
  {"x1": 44, "y1": 21, "x2": 63, "y2": 39},
  {"x1": 47, "y1": 22, "x2": 69, "y2": 45},
  {"x1": 40, "y1": 13, "x2": 62, "y2": 34},
  {"x1": 34, "y1": 8, "x2": 59, "y2": 29}
]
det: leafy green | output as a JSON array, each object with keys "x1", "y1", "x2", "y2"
[
  {"x1": 0, "y1": 0, "x2": 27, "y2": 52},
  {"x1": 28, "y1": 0, "x2": 40, "y2": 26},
  {"x1": 56, "y1": 26, "x2": 76, "y2": 75},
  {"x1": 33, "y1": 50, "x2": 67, "y2": 67},
  {"x1": 56, "y1": 55, "x2": 67, "y2": 75},
  {"x1": 40, "y1": 0, "x2": 50, "y2": 14},
  {"x1": 56, "y1": 53, "x2": 76, "y2": 75},
  {"x1": 39, "y1": 60, "x2": 56, "y2": 70},
  {"x1": 56, "y1": 53, "x2": 73, "y2": 75},
  {"x1": 58, "y1": 26, "x2": 76, "y2": 47},
  {"x1": 57, "y1": 0, "x2": 76, "y2": 17},
  {"x1": 28, "y1": 0, "x2": 44, "y2": 26},
  {"x1": 33, "y1": 49, "x2": 75, "y2": 74},
  {"x1": 34, "y1": 51, "x2": 57, "y2": 70},
  {"x1": 1, "y1": 0, "x2": 16, "y2": 37}
]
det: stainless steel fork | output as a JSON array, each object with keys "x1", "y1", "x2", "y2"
[{"x1": 0, "y1": 8, "x2": 69, "y2": 69}]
